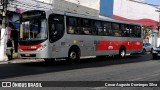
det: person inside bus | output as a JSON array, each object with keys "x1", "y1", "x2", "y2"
[
  {"x1": 68, "y1": 26, "x2": 74, "y2": 34},
  {"x1": 75, "y1": 27, "x2": 82, "y2": 34},
  {"x1": 82, "y1": 28, "x2": 90, "y2": 35},
  {"x1": 114, "y1": 31, "x2": 122, "y2": 37},
  {"x1": 50, "y1": 24, "x2": 58, "y2": 36},
  {"x1": 122, "y1": 27, "x2": 130, "y2": 37},
  {"x1": 91, "y1": 28, "x2": 97, "y2": 35}
]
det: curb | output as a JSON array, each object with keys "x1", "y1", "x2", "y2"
[{"x1": 0, "y1": 59, "x2": 44, "y2": 64}]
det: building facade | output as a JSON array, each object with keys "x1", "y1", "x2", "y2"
[
  {"x1": 100, "y1": 0, "x2": 160, "y2": 46},
  {"x1": 9, "y1": 0, "x2": 100, "y2": 16}
]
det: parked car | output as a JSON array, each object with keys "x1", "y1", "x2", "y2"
[
  {"x1": 152, "y1": 46, "x2": 160, "y2": 59},
  {"x1": 142, "y1": 43, "x2": 153, "y2": 53}
]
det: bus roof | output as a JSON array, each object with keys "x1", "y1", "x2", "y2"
[
  {"x1": 48, "y1": 9, "x2": 141, "y2": 26},
  {"x1": 24, "y1": 9, "x2": 141, "y2": 26}
]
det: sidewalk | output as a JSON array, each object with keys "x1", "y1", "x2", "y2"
[{"x1": 0, "y1": 53, "x2": 44, "y2": 64}]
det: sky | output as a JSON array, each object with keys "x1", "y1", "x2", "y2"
[{"x1": 145, "y1": 0, "x2": 160, "y2": 6}]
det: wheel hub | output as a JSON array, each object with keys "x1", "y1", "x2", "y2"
[
  {"x1": 121, "y1": 50, "x2": 125, "y2": 57},
  {"x1": 70, "y1": 51, "x2": 76, "y2": 60}
]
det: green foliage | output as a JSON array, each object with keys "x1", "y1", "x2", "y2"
[{"x1": 142, "y1": 26, "x2": 152, "y2": 39}]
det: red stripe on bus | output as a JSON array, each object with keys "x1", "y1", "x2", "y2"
[
  {"x1": 97, "y1": 40, "x2": 142, "y2": 51},
  {"x1": 19, "y1": 44, "x2": 41, "y2": 50}
]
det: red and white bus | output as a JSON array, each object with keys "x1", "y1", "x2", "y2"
[{"x1": 18, "y1": 10, "x2": 143, "y2": 62}]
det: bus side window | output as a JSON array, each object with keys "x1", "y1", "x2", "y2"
[
  {"x1": 75, "y1": 18, "x2": 82, "y2": 34},
  {"x1": 67, "y1": 17, "x2": 77, "y2": 34},
  {"x1": 112, "y1": 23, "x2": 121, "y2": 37},
  {"x1": 81, "y1": 19, "x2": 91, "y2": 35},
  {"x1": 136, "y1": 26, "x2": 141, "y2": 37},
  {"x1": 130, "y1": 25, "x2": 136, "y2": 37},
  {"x1": 103, "y1": 22, "x2": 112, "y2": 36},
  {"x1": 90, "y1": 20, "x2": 97, "y2": 35},
  {"x1": 95, "y1": 21, "x2": 103, "y2": 36},
  {"x1": 121, "y1": 24, "x2": 130, "y2": 37}
]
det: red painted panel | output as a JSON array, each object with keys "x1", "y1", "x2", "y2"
[
  {"x1": 19, "y1": 44, "x2": 41, "y2": 50},
  {"x1": 97, "y1": 40, "x2": 142, "y2": 51}
]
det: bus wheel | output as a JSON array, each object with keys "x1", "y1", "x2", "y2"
[
  {"x1": 119, "y1": 47, "x2": 126, "y2": 58},
  {"x1": 68, "y1": 49, "x2": 80, "y2": 63}
]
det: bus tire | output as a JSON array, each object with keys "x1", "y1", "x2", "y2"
[
  {"x1": 118, "y1": 47, "x2": 126, "y2": 58},
  {"x1": 68, "y1": 49, "x2": 80, "y2": 63}
]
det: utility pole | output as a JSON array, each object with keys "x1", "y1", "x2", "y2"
[
  {"x1": 156, "y1": 9, "x2": 160, "y2": 37},
  {"x1": 0, "y1": 0, "x2": 8, "y2": 61},
  {"x1": 155, "y1": 9, "x2": 160, "y2": 47}
]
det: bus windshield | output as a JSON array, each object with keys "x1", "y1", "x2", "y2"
[{"x1": 20, "y1": 18, "x2": 47, "y2": 41}]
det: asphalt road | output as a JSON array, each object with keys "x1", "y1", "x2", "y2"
[{"x1": 0, "y1": 53, "x2": 160, "y2": 90}]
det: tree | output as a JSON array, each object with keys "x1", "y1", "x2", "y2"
[{"x1": 142, "y1": 26, "x2": 152, "y2": 39}]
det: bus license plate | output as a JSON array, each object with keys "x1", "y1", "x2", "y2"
[{"x1": 25, "y1": 54, "x2": 30, "y2": 57}]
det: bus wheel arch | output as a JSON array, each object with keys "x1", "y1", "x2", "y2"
[
  {"x1": 68, "y1": 45, "x2": 81, "y2": 62},
  {"x1": 119, "y1": 45, "x2": 126, "y2": 58}
]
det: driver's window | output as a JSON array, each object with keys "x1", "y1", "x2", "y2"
[{"x1": 51, "y1": 24, "x2": 57, "y2": 35}]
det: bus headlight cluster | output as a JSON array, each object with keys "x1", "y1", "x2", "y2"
[{"x1": 37, "y1": 44, "x2": 47, "y2": 51}]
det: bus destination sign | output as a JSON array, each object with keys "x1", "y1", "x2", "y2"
[{"x1": 22, "y1": 11, "x2": 45, "y2": 19}]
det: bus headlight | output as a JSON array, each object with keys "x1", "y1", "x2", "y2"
[{"x1": 36, "y1": 44, "x2": 47, "y2": 51}]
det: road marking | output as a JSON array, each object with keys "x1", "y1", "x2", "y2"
[{"x1": 0, "y1": 59, "x2": 44, "y2": 64}]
